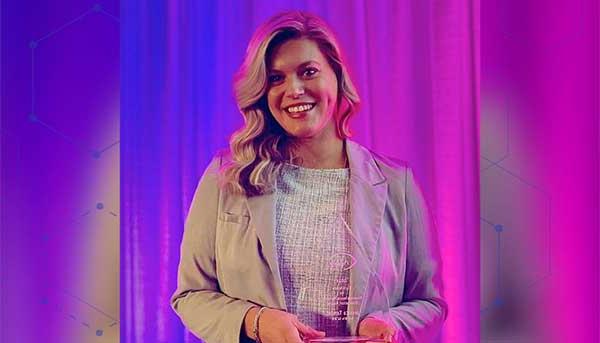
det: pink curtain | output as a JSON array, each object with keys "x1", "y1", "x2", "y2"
[{"x1": 121, "y1": 1, "x2": 480, "y2": 342}]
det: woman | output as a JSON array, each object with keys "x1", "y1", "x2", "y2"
[{"x1": 171, "y1": 11, "x2": 447, "y2": 343}]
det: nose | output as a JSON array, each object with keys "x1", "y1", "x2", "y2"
[{"x1": 285, "y1": 76, "x2": 305, "y2": 99}]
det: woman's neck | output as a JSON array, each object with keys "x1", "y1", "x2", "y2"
[{"x1": 289, "y1": 136, "x2": 347, "y2": 169}]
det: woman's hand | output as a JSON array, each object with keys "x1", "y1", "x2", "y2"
[
  {"x1": 245, "y1": 307, "x2": 325, "y2": 343},
  {"x1": 358, "y1": 316, "x2": 398, "y2": 343}
]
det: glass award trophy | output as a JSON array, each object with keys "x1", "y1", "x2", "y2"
[{"x1": 295, "y1": 213, "x2": 391, "y2": 343}]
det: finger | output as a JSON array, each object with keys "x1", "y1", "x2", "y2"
[
  {"x1": 300, "y1": 325, "x2": 326, "y2": 338},
  {"x1": 293, "y1": 319, "x2": 325, "y2": 337},
  {"x1": 292, "y1": 318, "x2": 321, "y2": 335}
]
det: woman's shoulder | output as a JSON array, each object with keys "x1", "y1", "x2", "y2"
[
  {"x1": 370, "y1": 150, "x2": 409, "y2": 173},
  {"x1": 193, "y1": 149, "x2": 232, "y2": 185},
  {"x1": 202, "y1": 148, "x2": 232, "y2": 170},
  {"x1": 352, "y1": 143, "x2": 425, "y2": 204},
  {"x1": 215, "y1": 148, "x2": 232, "y2": 165},
  {"x1": 349, "y1": 140, "x2": 410, "y2": 181}
]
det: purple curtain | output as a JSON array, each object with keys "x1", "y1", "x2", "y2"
[{"x1": 121, "y1": 1, "x2": 480, "y2": 342}]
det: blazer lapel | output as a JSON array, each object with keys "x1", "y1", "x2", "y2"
[
  {"x1": 345, "y1": 140, "x2": 388, "y2": 334},
  {"x1": 246, "y1": 185, "x2": 288, "y2": 310}
]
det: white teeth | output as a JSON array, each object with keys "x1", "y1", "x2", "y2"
[{"x1": 287, "y1": 103, "x2": 315, "y2": 113}]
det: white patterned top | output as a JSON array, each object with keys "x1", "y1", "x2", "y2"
[{"x1": 275, "y1": 162, "x2": 353, "y2": 337}]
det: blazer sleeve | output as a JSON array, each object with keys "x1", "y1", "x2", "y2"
[
  {"x1": 170, "y1": 154, "x2": 256, "y2": 343},
  {"x1": 367, "y1": 167, "x2": 448, "y2": 343}
]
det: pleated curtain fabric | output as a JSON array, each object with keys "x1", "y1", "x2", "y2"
[{"x1": 121, "y1": 1, "x2": 479, "y2": 342}]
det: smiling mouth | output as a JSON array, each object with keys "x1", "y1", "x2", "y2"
[{"x1": 285, "y1": 102, "x2": 316, "y2": 114}]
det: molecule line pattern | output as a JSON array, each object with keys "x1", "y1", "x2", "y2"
[
  {"x1": 480, "y1": 83, "x2": 553, "y2": 322},
  {"x1": 40, "y1": 296, "x2": 93, "y2": 331},
  {"x1": 40, "y1": 290, "x2": 118, "y2": 337},
  {"x1": 27, "y1": 3, "x2": 120, "y2": 340},
  {"x1": 78, "y1": 202, "x2": 119, "y2": 220},
  {"x1": 40, "y1": 201, "x2": 119, "y2": 247},
  {"x1": 29, "y1": 3, "x2": 119, "y2": 160},
  {"x1": 479, "y1": 217, "x2": 505, "y2": 314},
  {"x1": 480, "y1": 162, "x2": 553, "y2": 315},
  {"x1": 63, "y1": 289, "x2": 118, "y2": 323},
  {"x1": 481, "y1": 92, "x2": 510, "y2": 172},
  {"x1": 27, "y1": 113, "x2": 120, "y2": 158},
  {"x1": 480, "y1": 87, "x2": 553, "y2": 342}
]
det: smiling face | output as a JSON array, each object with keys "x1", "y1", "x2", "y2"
[{"x1": 266, "y1": 38, "x2": 339, "y2": 141}]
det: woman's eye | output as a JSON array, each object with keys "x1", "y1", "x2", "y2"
[
  {"x1": 268, "y1": 74, "x2": 283, "y2": 83},
  {"x1": 303, "y1": 68, "x2": 319, "y2": 77}
]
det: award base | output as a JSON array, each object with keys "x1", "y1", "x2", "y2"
[{"x1": 305, "y1": 336, "x2": 387, "y2": 343}]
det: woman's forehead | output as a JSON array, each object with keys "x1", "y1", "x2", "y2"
[{"x1": 269, "y1": 38, "x2": 327, "y2": 71}]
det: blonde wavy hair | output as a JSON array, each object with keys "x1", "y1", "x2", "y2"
[{"x1": 219, "y1": 11, "x2": 361, "y2": 196}]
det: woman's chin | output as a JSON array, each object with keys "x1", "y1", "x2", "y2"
[{"x1": 285, "y1": 128, "x2": 317, "y2": 139}]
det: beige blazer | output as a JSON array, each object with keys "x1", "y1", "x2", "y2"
[{"x1": 171, "y1": 140, "x2": 448, "y2": 343}]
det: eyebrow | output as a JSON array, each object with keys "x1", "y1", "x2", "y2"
[{"x1": 269, "y1": 60, "x2": 321, "y2": 73}]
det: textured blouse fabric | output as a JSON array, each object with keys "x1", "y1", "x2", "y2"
[{"x1": 275, "y1": 163, "x2": 353, "y2": 336}]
